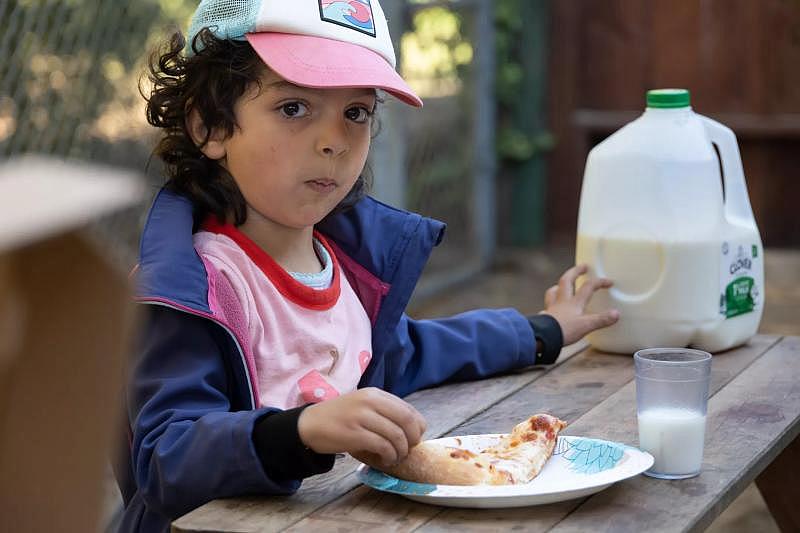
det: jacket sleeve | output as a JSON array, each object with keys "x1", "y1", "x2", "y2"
[
  {"x1": 127, "y1": 305, "x2": 300, "y2": 519},
  {"x1": 380, "y1": 308, "x2": 538, "y2": 397}
]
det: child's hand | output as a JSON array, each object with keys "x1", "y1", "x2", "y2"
[
  {"x1": 542, "y1": 263, "x2": 620, "y2": 346},
  {"x1": 297, "y1": 388, "x2": 427, "y2": 466}
]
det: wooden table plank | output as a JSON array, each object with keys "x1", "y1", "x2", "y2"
[
  {"x1": 283, "y1": 487, "x2": 442, "y2": 533},
  {"x1": 414, "y1": 335, "x2": 782, "y2": 532},
  {"x1": 172, "y1": 343, "x2": 589, "y2": 532},
  {"x1": 289, "y1": 344, "x2": 635, "y2": 532},
  {"x1": 448, "y1": 349, "x2": 638, "y2": 435},
  {"x1": 548, "y1": 336, "x2": 798, "y2": 533},
  {"x1": 174, "y1": 335, "x2": 783, "y2": 532},
  {"x1": 405, "y1": 342, "x2": 588, "y2": 439},
  {"x1": 293, "y1": 336, "x2": 780, "y2": 532}
]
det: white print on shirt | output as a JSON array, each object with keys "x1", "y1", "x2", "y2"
[{"x1": 298, "y1": 369, "x2": 339, "y2": 403}]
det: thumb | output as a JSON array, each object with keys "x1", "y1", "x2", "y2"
[
  {"x1": 583, "y1": 310, "x2": 620, "y2": 332},
  {"x1": 351, "y1": 450, "x2": 382, "y2": 467}
]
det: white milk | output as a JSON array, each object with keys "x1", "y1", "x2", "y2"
[
  {"x1": 575, "y1": 92, "x2": 764, "y2": 353},
  {"x1": 637, "y1": 408, "x2": 706, "y2": 476},
  {"x1": 576, "y1": 233, "x2": 763, "y2": 353}
]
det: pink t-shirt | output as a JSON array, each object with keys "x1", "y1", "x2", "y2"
[{"x1": 193, "y1": 223, "x2": 372, "y2": 410}]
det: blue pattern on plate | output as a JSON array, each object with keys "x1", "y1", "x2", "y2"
[
  {"x1": 361, "y1": 468, "x2": 437, "y2": 495},
  {"x1": 555, "y1": 437, "x2": 625, "y2": 474}
]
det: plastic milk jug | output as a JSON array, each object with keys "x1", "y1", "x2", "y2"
[{"x1": 575, "y1": 89, "x2": 763, "y2": 354}]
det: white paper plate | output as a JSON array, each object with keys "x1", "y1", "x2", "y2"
[{"x1": 356, "y1": 435, "x2": 654, "y2": 508}]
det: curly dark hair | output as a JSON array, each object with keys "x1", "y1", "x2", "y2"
[{"x1": 144, "y1": 29, "x2": 373, "y2": 228}]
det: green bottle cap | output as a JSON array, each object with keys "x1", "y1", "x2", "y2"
[{"x1": 646, "y1": 88, "x2": 691, "y2": 108}]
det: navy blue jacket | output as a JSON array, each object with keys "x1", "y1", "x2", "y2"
[{"x1": 116, "y1": 189, "x2": 541, "y2": 532}]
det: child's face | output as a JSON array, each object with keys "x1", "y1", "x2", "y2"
[{"x1": 217, "y1": 69, "x2": 376, "y2": 230}]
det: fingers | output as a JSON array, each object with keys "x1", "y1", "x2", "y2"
[
  {"x1": 413, "y1": 412, "x2": 427, "y2": 446},
  {"x1": 557, "y1": 264, "x2": 589, "y2": 298},
  {"x1": 544, "y1": 285, "x2": 558, "y2": 308},
  {"x1": 582, "y1": 310, "x2": 620, "y2": 332},
  {"x1": 371, "y1": 390, "x2": 427, "y2": 448},
  {"x1": 300, "y1": 390, "x2": 427, "y2": 464},
  {"x1": 359, "y1": 410, "x2": 409, "y2": 464},
  {"x1": 350, "y1": 450, "x2": 383, "y2": 469},
  {"x1": 543, "y1": 265, "x2": 620, "y2": 346},
  {"x1": 361, "y1": 389, "x2": 427, "y2": 463},
  {"x1": 575, "y1": 276, "x2": 613, "y2": 306}
]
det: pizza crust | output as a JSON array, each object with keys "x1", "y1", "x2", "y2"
[
  {"x1": 376, "y1": 441, "x2": 510, "y2": 485},
  {"x1": 358, "y1": 413, "x2": 567, "y2": 486}
]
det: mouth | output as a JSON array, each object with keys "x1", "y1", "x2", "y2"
[{"x1": 305, "y1": 178, "x2": 338, "y2": 193}]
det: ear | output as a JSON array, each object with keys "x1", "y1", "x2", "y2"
[{"x1": 186, "y1": 108, "x2": 227, "y2": 160}]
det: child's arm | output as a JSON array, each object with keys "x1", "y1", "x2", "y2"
[
  {"x1": 378, "y1": 264, "x2": 617, "y2": 397},
  {"x1": 127, "y1": 306, "x2": 326, "y2": 518},
  {"x1": 380, "y1": 308, "x2": 536, "y2": 397}
]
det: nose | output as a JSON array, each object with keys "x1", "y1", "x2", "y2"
[{"x1": 316, "y1": 117, "x2": 349, "y2": 158}]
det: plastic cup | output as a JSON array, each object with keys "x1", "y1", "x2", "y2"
[{"x1": 634, "y1": 348, "x2": 712, "y2": 479}]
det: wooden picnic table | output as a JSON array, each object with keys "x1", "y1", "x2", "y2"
[{"x1": 173, "y1": 334, "x2": 800, "y2": 532}]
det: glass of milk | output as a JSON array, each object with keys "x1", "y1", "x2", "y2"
[{"x1": 634, "y1": 348, "x2": 712, "y2": 479}]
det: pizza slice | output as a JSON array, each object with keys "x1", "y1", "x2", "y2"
[{"x1": 359, "y1": 413, "x2": 567, "y2": 486}]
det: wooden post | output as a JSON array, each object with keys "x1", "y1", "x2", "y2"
[
  {"x1": 756, "y1": 435, "x2": 800, "y2": 532},
  {"x1": 511, "y1": 0, "x2": 550, "y2": 247},
  {"x1": 473, "y1": 0, "x2": 497, "y2": 264}
]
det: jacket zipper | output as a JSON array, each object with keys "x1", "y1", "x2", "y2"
[{"x1": 138, "y1": 299, "x2": 257, "y2": 410}]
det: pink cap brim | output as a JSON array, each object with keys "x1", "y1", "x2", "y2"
[{"x1": 245, "y1": 32, "x2": 422, "y2": 107}]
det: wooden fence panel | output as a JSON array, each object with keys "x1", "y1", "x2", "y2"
[{"x1": 547, "y1": 0, "x2": 800, "y2": 246}]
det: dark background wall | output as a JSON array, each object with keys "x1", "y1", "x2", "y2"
[{"x1": 547, "y1": 0, "x2": 800, "y2": 247}]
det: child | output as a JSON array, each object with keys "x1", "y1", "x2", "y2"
[{"x1": 116, "y1": 1, "x2": 619, "y2": 531}]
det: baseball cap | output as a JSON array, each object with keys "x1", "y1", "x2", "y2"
[{"x1": 187, "y1": 0, "x2": 422, "y2": 107}]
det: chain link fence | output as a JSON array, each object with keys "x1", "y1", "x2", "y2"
[
  {"x1": 0, "y1": 0, "x2": 496, "y2": 286},
  {"x1": 0, "y1": 1, "x2": 189, "y2": 162},
  {"x1": 0, "y1": 0, "x2": 195, "y2": 267}
]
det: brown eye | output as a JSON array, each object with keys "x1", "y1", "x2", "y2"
[
  {"x1": 280, "y1": 102, "x2": 308, "y2": 118},
  {"x1": 345, "y1": 106, "x2": 370, "y2": 124}
]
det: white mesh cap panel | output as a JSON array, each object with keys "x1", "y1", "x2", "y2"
[{"x1": 187, "y1": 0, "x2": 261, "y2": 49}]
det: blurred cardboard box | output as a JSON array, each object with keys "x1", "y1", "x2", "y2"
[{"x1": 0, "y1": 157, "x2": 144, "y2": 533}]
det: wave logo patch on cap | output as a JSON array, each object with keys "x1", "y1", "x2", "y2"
[{"x1": 319, "y1": 0, "x2": 376, "y2": 37}]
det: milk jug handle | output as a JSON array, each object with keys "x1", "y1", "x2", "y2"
[{"x1": 700, "y1": 116, "x2": 755, "y2": 223}]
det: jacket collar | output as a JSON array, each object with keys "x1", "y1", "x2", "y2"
[
  {"x1": 136, "y1": 189, "x2": 210, "y2": 312},
  {"x1": 136, "y1": 188, "x2": 446, "y2": 317}
]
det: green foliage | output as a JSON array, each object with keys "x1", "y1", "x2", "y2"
[
  {"x1": 495, "y1": 0, "x2": 525, "y2": 110},
  {"x1": 401, "y1": 5, "x2": 473, "y2": 95},
  {"x1": 494, "y1": 0, "x2": 552, "y2": 164},
  {"x1": 497, "y1": 128, "x2": 555, "y2": 162}
]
